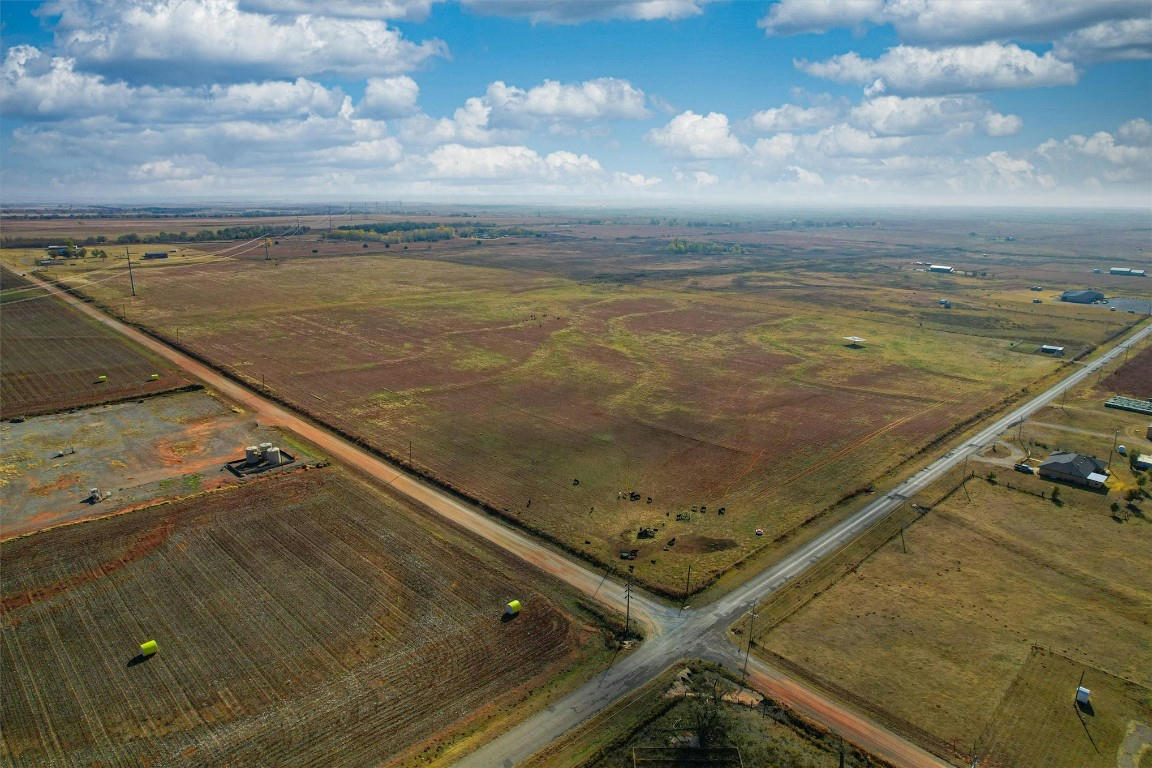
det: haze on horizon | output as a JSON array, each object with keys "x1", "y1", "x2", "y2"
[{"x1": 1, "y1": 0, "x2": 1150, "y2": 207}]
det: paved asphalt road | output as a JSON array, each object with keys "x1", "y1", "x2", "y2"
[{"x1": 23, "y1": 270, "x2": 1148, "y2": 768}]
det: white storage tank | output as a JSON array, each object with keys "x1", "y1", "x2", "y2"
[
  {"x1": 245, "y1": 446, "x2": 261, "y2": 465},
  {"x1": 265, "y1": 446, "x2": 282, "y2": 467}
]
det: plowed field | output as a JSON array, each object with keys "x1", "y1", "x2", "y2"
[
  {"x1": 1, "y1": 468, "x2": 595, "y2": 767},
  {"x1": 0, "y1": 269, "x2": 187, "y2": 417}
]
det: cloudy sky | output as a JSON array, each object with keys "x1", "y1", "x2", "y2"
[{"x1": 1, "y1": 0, "x2": 1150, "y2": 206}]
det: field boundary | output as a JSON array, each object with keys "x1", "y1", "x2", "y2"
[{"x1": 2, "y1": 383, "x2": 204, "y2": 420}]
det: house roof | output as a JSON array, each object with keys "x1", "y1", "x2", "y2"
[{"x1": 1039, "y1": 451, "x2": 1107, "y2": 479}]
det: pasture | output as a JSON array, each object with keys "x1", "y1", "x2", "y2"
[
  {"x1": 4, "y1": 210, "x2": 1144, "y2": 594},
  {"x1": 0, "y1": 468, "x2": 612, "y2": 767},
  {"x1": 0, "y1": 268, "x2": 189, "y2": 418},
  {"x1": 756, "y1": 447, "x2": 1151, "y2": 763}
]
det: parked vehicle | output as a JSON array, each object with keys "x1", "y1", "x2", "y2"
[{"x1": 1014, "y1": 463, "x2": 1034, "y2": 474}]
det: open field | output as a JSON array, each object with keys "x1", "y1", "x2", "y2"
[
  {"x1": 0, "y1": 467, "x2": 617, "y2": 768},
  {"x1": 755, "y1": 460, "x2": 1151, "y2": 762},
  {"x1": 0, "y1": 389, "x2": 309, "y2": 540},
  {"x1": 525, "y1": 662, "x2": 889, "y2": 768},
  {"x1": 979, "y1": 647, "x2": 1151, "y2": 768},
  {"x1": 4, "y1": 211, "x2": 1145, "y2": 594},
  {"x1": 0, "y1": 268, "x2": 190, "y2": 418}
]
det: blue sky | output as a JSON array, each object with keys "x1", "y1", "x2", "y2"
[{"x1": 1, "y1": 0, "x2": 1150, "y2": 205}]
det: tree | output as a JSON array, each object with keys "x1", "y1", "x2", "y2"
[{"x1": 688, "y1": 679, "x2": 730, "y2": 748}]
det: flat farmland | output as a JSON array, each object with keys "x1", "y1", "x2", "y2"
[
  {"x1": 0, "y1": 269, "x2": 189, "y2": 418},
  {"x1": 33, "y1": 224, "x2": 1144, "y2": 594},
  {"x1": 757, "y1": 474, "x2": 1152, "y2": 762},
  {"x1": 1, "y1": 467, "x2": 611, "y2": 767}
]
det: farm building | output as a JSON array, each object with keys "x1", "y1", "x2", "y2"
[
  {"x1": 928, "y1": 265, "x2": 955, "y2": 274},
  {"x1": 1060, "y1": 290, "x2": 1104, "y2": 304},
  {"x1": 142, "y1": 251, "x2": 169, "y2": 260},
  {"x1": 1109, "y1": 267, "x2": 1147, "y2": 276},
  {"x1": 1037, "y1": 451, "x2": 1108, "y2": 488},
  {"x1": 1040, "y1": 345, "x2": 1065, "y2": 356},
  {"x1": 1134, "y1": 454, "x2": 1152, "y2": 471}
]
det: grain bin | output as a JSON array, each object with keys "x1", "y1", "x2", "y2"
[
  {"x1": 265, "y1": 446, "x2": 282, "y2": 467},
  {"x1": 139, "y1": 639, "x2": 158, "y2": 656},
  {"x1": 244, "y1": 446, "x2": 261, "y2": 466},
  {"x1": 504, "y1": 600, "x2": 521, "y2": 617}
]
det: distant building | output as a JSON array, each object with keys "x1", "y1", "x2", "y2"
[
  {"x1": 1135, "y1": 454, "x2": 1152, "y2": 471},
  {"x1": 1061, "y1": 290, "x2": 1104, "y2": 304},
  {"x1": 928, "y1": 265, "x2": 955, "y2": 274},
  {"x1": 142, "y1": 251, "x2": 169, "y2": 260},
  {"x1": 1110, "y1": 267, "x2": 1146, "y2": 276},
  {"x1": 1040, "y1": 345, "x2": 1065, "y2": 356},
  {"x1": 1038, "y1": 451, "x2": 1108, "y2": 488},
  {"x1": 1029, "y1": 285, "x2": 1043, "y2": 291}
]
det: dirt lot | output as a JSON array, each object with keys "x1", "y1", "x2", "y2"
[
  {"x1": 0, "y1": 467, "x2": 614, "y2": 768},
  {"x1": 0, "y1": 269, "x2": 189, "y2": 418},
  {"x1": 8, "y1": 213, "x2": 1143, "y2": 594},
  {"x1": 0, "y1": 389, "x2": 305, "y2": 539},
  {"x1": 1102, "y1": 343, "x2": 1152, "y2": 398}
]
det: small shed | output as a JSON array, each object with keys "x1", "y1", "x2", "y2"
[
  {"x1": 1040, "y1": 345, "x2": 1065, "y2": 356},
  {"x1": 142, "y1": 251, "x2": 169, "y2": 260},
  {"x1": 1133, "y1": 454, "x2": 1152, "y2": 470},
  {"x1": 1076, "y1": 686, "x2": 1091, "y2": 705},
  {"x1": 928, "y1": 265, "x2": 955, "y2": 274},
  {"x1": 504, "y1": 600, "x2": 522, "y2": 617}
]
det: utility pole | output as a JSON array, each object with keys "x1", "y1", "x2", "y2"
[
  {"x1": 408, "y1": 440, "x2": 413, "y2": 466},
  {"x1": 1061, "y1": 387, "x2": 1068, "y2": 410},
  {"x1": 680, "y1": 564, "x2": 692, "y2": 613},
  {"x1": 264, "y1": 238, "x2": 270, "y2": 260},
  {"x1": 125, "y1": 247, "x2": 136, "y2": 296},
  {"x1": 1107, "y1": 426, "x2": 1119, "y2": 468},
  {"x1": 624, "y1": 569, "x2": 633, "y2": 639},
  {"x1": 741, "y1": 605, "x2": 758, "y2": 686}
]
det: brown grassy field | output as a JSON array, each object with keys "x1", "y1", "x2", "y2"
[
  {"x1": 0, "y1": 268, "x2": 189, "y2": 418},
  {"x1": 4, "y1": 211, "x2": 1143, "y2": 594},
  {"x1": 756, "y1": 470, "x2": 1151, "y2": 763},
  {"x1": 0, "y1": 467, "x2": 615, "y2": 768},
  {"x1": 978, "y1": 648, "x2": 1151, "y2": 768}
]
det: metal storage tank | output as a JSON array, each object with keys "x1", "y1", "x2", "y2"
[
  {"x1": 265, "y1": 446, "x2": 282, "y2": 466},
  {"x1": 245, "y1": 446, "x2": 261, "y2": 465}
]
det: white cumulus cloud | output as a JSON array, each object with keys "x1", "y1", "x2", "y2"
[
  {"x1": 760, "y1": 0, "x2": 1149, "y2": 43},
  {"x1": 747, "y1": 103, "x2": 840, "y2": 132},
  {"x1": 359, "y1": 76, "x2": 421, "y2": 117},
  {"x1": 462, "y1": 0, "x2": 715, "y2": 23},
  {"x1": 798, "y1": 43, "x2": 1078, "y2": 95},
  {"x1": 1053, "y1": 18, "x2": 1152, "y2": 62},
  {"x1": 849, "y1": 95, "x2": 1021, "y2": 136},
  {"x1": 42, "y1": 0, "x2": 446, "y2": 81},
  {"x1": 647, "y1": 111, "x2": 745, "y2": 158},
  {"x1": 485, "y1": 78, "x2": 648, "y2": 122}
]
